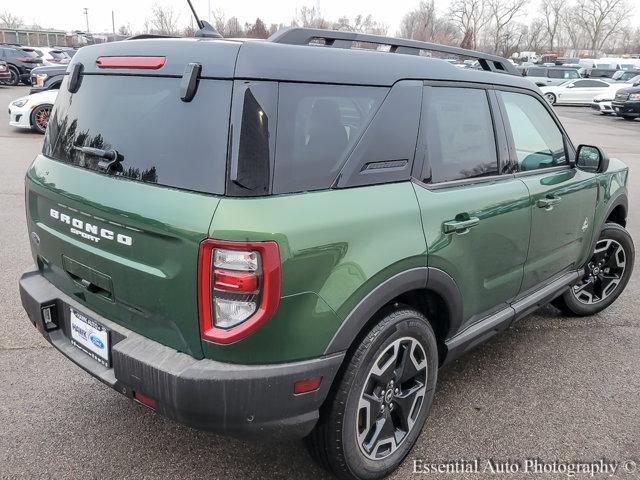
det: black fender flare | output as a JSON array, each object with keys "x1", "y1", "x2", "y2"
[
  {"x1": 586, "y1": 192, "x2": 628, "y2": 256},
  {"x1": 323, "y1": 267, "x2": 463, "y2": 355}
]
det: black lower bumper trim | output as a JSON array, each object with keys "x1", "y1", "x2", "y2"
[{"x1": 19, "y1": 270, "x2": 345, "y2": 439}]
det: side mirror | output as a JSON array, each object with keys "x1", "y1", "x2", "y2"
[{"x1": 576, "y1": 145, "x2": 609, "y2": 173}]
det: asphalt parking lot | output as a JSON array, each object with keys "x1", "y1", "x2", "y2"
[{"x1": 0, "y1": 84, "x2": 638, "y2": 480}]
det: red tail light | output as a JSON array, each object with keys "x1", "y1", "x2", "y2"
[
  {"x1": 95, "y1": 56, "x2": 166, "y2": 70},
  {"x1": 198, "y1": 239, "x2": 280, "y2": 344}
]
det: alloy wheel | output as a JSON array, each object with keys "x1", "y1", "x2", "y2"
[
  {"x1": 34, "y1": 107, "x2": 51, "y2": 132},
  {"x1": 356, "y1": 336, "x2": 428, "y2": 460},
  {"x1": 572, "y1": 239, "x2": 626, "y2": 305}
]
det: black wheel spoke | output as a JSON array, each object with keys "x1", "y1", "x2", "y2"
[{"x1": 393, "y1": 384, "x2": 423, "y2": 431}]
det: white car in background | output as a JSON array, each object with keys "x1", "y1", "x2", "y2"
[
  {"x1": 540, "y1": 78, "x2": 632, "y2": 105},
  {"x1": 8, "y1": 89, "x2": 58, "y2": 134},
  {"x1": 32, "y1": 47, "x2": 71, "y2": 66},
  {"x1": 590, "y1": 92, "x2": 616, "y2": 115}
]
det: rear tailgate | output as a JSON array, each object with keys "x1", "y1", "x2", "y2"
[{"x1": 24, "y1": 39, "x2": 240, "y2": 358}]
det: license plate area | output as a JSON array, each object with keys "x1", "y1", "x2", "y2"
[{"x1": 69, "y1": 307, "x2": 111, "y2": 367}]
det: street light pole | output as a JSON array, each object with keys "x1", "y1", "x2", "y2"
[{"x1": 83, "y1": 7, "x2": 90, "y2": 33}]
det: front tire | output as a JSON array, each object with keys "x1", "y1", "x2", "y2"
[
  {"x1": 544, "y1": 92, "x2": 557, "y2": 105},
  {"x1": 306, "y1": 308, "x2": 438, "y2": 480},
  {"x1": 554, "y1": 223, "x2": 634, "y2": 316},
  {"x1": 30, "y1": 104, "x2": 53, "y2": 134}
]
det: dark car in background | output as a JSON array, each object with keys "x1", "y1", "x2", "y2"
[
  {"x1": 29, "y1": 64, "x2": 66, "y2": 93},
  {"x1": 521, "y1": 66, "x2": 581, "y2": 86},
  {"x1": 0, "y1": 46, "x2": 43, "y2": 85},
  {"x1": 0, "y1": 60, "x2": 11, "y2": 83},
  {"x1": 584, "y1": 68, "x2": 619, "y2": 79},
  {"x1": 612, "y1": 85, "x2": 640, "y2": 121},
  {"x1": 613, "y1": 70, "x2": 640, "y2": 82}
]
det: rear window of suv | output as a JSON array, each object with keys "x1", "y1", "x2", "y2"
[{"x1": 44, "y1": 75, "x2": 232, "y2": 194}]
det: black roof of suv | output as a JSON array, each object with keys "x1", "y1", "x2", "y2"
[{"x1": 71, "y1": 28, "x2": 533, "y2": 90}]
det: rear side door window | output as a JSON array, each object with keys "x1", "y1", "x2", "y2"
[
  {"x1": 498, "y1": 91, "x2": 567, "y2": 171},
  {"x1": 273, "y1": 83, "x2": 386, "y2": 194},
  {"x1": 421, "y1": 87, "x2": 498, "y2": 183}
]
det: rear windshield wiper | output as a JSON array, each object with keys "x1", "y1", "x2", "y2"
[{"x1": 73, "y1": 146, "x2": 122, "y2": 172}]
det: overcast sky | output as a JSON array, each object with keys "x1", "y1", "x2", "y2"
[{"x1": 7, "y1": 0, "x2": 640, "y2": 36}]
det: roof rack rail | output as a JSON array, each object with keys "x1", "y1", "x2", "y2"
[
  {"x1": 126, "y1": 34, "x2": 179, "y2": 40},
  {"x1": 268, "y1": 28, "x2": 519, "y2": 76}
]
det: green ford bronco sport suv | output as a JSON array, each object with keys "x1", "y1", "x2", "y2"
[{"x1": 19, "y1": 28, "x2": 634, "y2": 479}]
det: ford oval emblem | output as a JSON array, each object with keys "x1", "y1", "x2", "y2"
[{"x1": 90, "y1": 335, "x2": 104, "y2": 349}]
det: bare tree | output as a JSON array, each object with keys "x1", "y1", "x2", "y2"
[
  {"x1": 562, "y1": 6, "x2": 585, "y2": 51},
  {"x1": 400, "y1": 1, "x2": 458, "y2": 44},
  {"x1": 117, "y1": 24, "x2": 131, "y2": 36},
  {"x1": 246, "y1": 18, "x2": 269, "y2": 39},
  {"x1": 292, "y1": 6, "x2": 329, "y2": 29},
  {"x1": 487, "y1": 0, "x2": 528, "y2": 55},
  {"x1": 146, "y1": 4, "x2": 180, "y2": 36},
  {"x1": 449, "y1": 0, "x2": 491, "y2": 50},
  {"x1": 0, "y1": 11, "x2": 23, "y2": 29},
  {"x1": 212, "y1": 9, "x2": 227, "y2": 37},
  {"x1": 526, "y1": 19, "x2": 548, "y2": 52},
  {"x1": 501, "y1": 22, "x2": 528, "y2": 58},
  {"x1": 574, "y1": 0, "x2": 634, "y2": 52},
  {"x1": 225, "y1": 17, "x2": 244, "y2": 38},
  {"x1": 540, "y1": 0, "x2": 564, "y2": 52}
]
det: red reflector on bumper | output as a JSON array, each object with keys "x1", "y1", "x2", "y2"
[
  {"x1": 96, "y1": 56, "x2": 166, "y2": 70},
  {"x1": 294, "y1": 376, "x2": 322, "y2": 394},
  {"x1": 133, "y1": 391, "x2": 157, "y2": 409}
]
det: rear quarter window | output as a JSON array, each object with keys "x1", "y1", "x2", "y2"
[{"x1": 272, "y1": 83, "x2": 386, "y2": 194}]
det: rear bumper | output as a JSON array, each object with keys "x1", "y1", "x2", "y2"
[{"x1": 19, "y1": 270, "x2": 344, "y2": 439}]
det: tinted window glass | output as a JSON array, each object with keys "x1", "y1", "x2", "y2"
[
  {"x1": 548, "y1": 69, "x2": 579, "y2": 79},
  {"x1": 228, "y1": 81, "x2": 277, "y2": 196},
  {"x1": 45, "y1": 75, "x2": 231, "y2": 194},
  {"x1": 500, "y1": 92, "x2": 566, "y2": 171},
  {"x1": 273, "y1": 83, "x2": 386, "y2": 194},
  {"x1": 424, "y1": 87, "x2": 497, "y2": 183},
  {"x1": 527, "y1": 68, "x2": 547, "y2": 76},
  {"x1": 574, "y1": 79, "x2": 608, "y2": 87}
]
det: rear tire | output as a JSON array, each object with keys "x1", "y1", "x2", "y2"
[
  {"x1": 306, "y1": 308, "x2": 438, "y2": 480},
  {"x1": 621, "y1": 116, "x2": 637, "y2": 121},
  {"x1": 544, "y1": 92, "x2": 557, "y2": 105},
  {"x1": 5, "y1": 66, "x2": 19, "y2": 86},
  {"x1": 553, "y1": 223, "x2": 634, "y2": 316}
]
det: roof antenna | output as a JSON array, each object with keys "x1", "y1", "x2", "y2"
[{"x1": 186, "y1": 0, "x2": 222, "y2": 38}]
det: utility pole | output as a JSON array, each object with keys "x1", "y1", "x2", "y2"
[
  {"x1": 112, "y1": 11, "x2": 115, "y2": 34},
  {"x1": 83, "y1": 7, "x2": 89, "y2": 33}
]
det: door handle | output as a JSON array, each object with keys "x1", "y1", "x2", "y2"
[
  {"x1": 537, "y1": 196, "x2": 562, "y2": 210},
  {"x1": 443, "y1": 216, "x2": 480, "y2": 235}
]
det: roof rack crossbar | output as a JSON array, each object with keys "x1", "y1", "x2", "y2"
[{"x1": 268, "y1": 28, "x2": 519, "y2": 76}]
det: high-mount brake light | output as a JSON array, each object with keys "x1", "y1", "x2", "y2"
[
  {"x1": 198, "y1": 239, "x2": 280, "y2": 344},
  {"x1": 95, "y1": 56, "x2": 166, "y2": 70}
]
